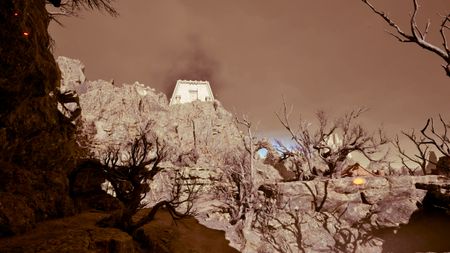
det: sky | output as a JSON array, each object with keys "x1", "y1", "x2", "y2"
[{"x1": 49, "y1": 0, "x2": 450, "y2": 165}]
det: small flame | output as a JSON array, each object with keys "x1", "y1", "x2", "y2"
[
  {"x1": 353, "y1": 177, "x2": 366, "y2": 185},
  {"x1": 14, "y1": 12, "x2": 19, "y2": 16},
  {"x1": 23, "y1": 32, "x2": 29, "y2": 36}
]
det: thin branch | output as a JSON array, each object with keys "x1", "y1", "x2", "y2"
[{"x1": 361, "y1": 0, "x2": 450, "y2": 77}]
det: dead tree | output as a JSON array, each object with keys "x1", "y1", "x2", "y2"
[
  {"x1": 255, "y1": 199, "x2": 307, "y2": 253},
  {"x1": 393, "y1": 130, "x2": 429, "y2": 175},
  {"x1": 214, "y1": 115, "x2": 259, "y2": 248},
  {"x1": 276, "y1": 101, "x2": 316, "y2": 176},
  {"x1": 215, "y1": 115, "x2": 258, "y2": 224},
  {"x1": 303, "y1": 180, "x2": 329, "y2": 212},
  {"x1": 361, "y1": 0, "x2": 450, "y2": 77},
  {"x1": 393, "y1": 116, "x2": 450, "y2": 175},
  {"x1": 420, "y1": 116, "x2": 450, "y2": 158},
  {"x1": 99, "y1": 131, "x2": 199, "y2": 233},
  {"x1": 277, "y1": 101, "x2": 388, "y2": 178}
]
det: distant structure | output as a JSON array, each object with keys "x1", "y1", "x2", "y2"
[
  {"x1": 326, "y1": 133, "x2": 352, "y2": 159},
  {"x1": 169, "y1": 80, "x2": 214, "y2": 105}
]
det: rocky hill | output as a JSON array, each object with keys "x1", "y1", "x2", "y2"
[{"x1": 56, "y1": 56, "x2": 450, "y2": 253}]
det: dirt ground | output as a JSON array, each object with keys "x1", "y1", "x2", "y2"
[
  {"x1": 135, "y1": 208, "x2": 239, "y2": 253},
  {"x1": 0, "y1": 209, "x2": 239, "y2": 253}
]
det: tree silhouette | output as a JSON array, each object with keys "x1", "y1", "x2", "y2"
[
  {"x1": 46, "y1": 0, "x2": 117, "y2": 17},
  {"x1": 99, "y1": 131, "x2": 200, "y2": 233}
]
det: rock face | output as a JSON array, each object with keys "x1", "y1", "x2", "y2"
[
  {"x1": 57, "y1": 56, "x2": 279, "y2": 197},
  {"x1": 0, "y1": 211, "x2": 140, "y2": 253},
  {"x1": 435, "y1": 156, "x2": 450, "y2": 176},
  {"x1": 133, "y1": 209, "x2": 239, "y2": 253},
  {"x1": 75, "y1": 77, "x2": 242, "y2": 162},
  {"x1": 241, "y1": 175, "x2": 447, "y2": 253},
  {"x1": 0, "y1": 1, "x2": 77, "y2": 236},
  {"x1": 56, "y1": 56, "x2": 86, "y2": 94}
]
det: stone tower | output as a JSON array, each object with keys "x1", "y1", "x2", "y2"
[{"x1": 169, "y1": 80, "x2": 214, "y2": 105}]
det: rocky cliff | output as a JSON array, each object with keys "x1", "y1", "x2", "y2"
[
  {"x1": 56, "y1": 56, "x2": 243, "y2": 161},
  {"x1": 57, "y1": 56, "x2": 280, "y2": 202},
  {"x1": 56, "y1": 56, "x2": 450, "y2": 253}
]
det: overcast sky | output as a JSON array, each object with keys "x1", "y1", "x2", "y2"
[{"x1": 49, "y1": 0, "x2": 449, "y2": 164}]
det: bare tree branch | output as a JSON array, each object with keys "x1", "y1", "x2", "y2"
[
  {"x1": 361, "y1": 0, "x2": 450, "y2": 77},
  {"x1": 392, "y1": 131, "x2": 429, "y2": 175},
  {"x1": 420, "y1": 116, "x2": 450, "y2": 157},
  {"x1": 277, "y1": 102, "x2": 388, "y2": 178},
  {"x1": 394, "y1": 116, "x2": 450, "y2": 176}
]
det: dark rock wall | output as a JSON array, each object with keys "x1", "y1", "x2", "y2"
[{"x1": 0, "y1": 0, "x2": 77, "y2": 236}]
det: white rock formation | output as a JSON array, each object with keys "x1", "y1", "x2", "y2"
[{"x1": 56, "y1": 56, "x2": 86, "y2": 93}]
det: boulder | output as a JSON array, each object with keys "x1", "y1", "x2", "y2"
[{"x1": 434, "y1": 156, "x2": 450, "y2": 176}]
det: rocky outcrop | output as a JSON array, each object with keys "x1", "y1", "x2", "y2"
[
  {"x1": 238, "y1": 175, "x2": 449, "y2": 253},
  {"x1": 0, "y1": 1, "x2": 77, "y2": 236},
  {"x1": 57, "y1": 56, "x2": 281, "y2": 203},
  {"x1": 133, "y1": 209, "x2": 239, "y2": 253},
  {"x1": 0, "y1": 211, "x2": 140, "y2": 253},
  {"x1": 70, "y1": 159, "x2": 123, "y2": 212},
  {"x1": 435, "y1": 156, "x2": 450, "y2": 176},
  {"x1": 276, "y1": 176, "x2": 442, "y2": 226},
  {"x1": 76, "y1": 78, "x2": 242, "y2": 162}
]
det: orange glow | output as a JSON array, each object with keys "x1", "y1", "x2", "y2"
[
  {"x1": 353, "y1": 177, "x2": 366, "y2": 185},
  {"x1": 23, "y1": 32, "x2": 29, "y2": 36},
  {"x1": 14, "y1": 12, "x2": 19, "y2": 16}
]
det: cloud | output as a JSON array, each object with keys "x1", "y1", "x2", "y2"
[{"x1": 161, "y1": 34, "x2": 221, "y2": 97}]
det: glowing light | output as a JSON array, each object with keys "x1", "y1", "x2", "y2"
[
  {"x1": 14, "y1": 12, "x2": 19, "y2": 16},
  {"x1": 23, "y1": 32, "x2": 29, "y2": 36},
  {"x1": 353, "y1": 177, "x2": 366, "y2": 185}
]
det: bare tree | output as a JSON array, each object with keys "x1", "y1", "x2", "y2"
[
  {"x1": 361, "y1": 0, "x2": 450, "y2": 77},
  {"x1": 214, "y1": 115, "x2": 259, "y2": 249},
  {"x1": 420, "y1": 116, "x2": 450, "y2": 158},
  {"x1": 393, "y1": 130, "x2": 429, "y2": 175},
  {"x1": 303, "y1": 180, "x2": 329, "y2": 212},
  {"x1": 276, "y1": 101, "x2": 316, "y2": 177},
  {"x1": 393, "y1": 115, "x2": 450, "y2": 175},
  {"x1": 255, "y1": 198, "x2": 307, "y2": 253},
  {"x1": 277, "y1": 101, "x2": 389, "y2": 178},
  {"x1": 99, "y1": 131, "x2": 200, "y2": 233}
]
